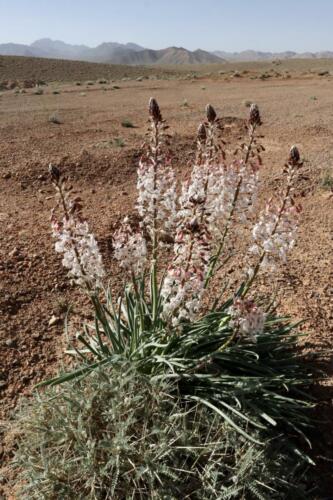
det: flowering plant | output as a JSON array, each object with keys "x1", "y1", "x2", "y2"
[{"x1": 45, "y1": 99, "x2": 314, "y2": 457}]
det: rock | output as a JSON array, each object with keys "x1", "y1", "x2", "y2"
[
  {"x1": 9, "y1": 247, "x2": 19, "y2": 258},
  {"x1": 48, "y1": 315, "x2": 60, "y2": 326},
  {"x1": 23, "y1": 79, "x2": 35, "y2": 89},
  {"x1": 5, "y1": 338, "x2": 16, "y2": 348}
]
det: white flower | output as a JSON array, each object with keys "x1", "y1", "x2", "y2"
[
  {"x1": 228, "y1": 298, "x2": 266, "y2": 342},
  {"x1": 136, "y1": 117, "x2": 177, "y2": 245},
  {"x1": 250, "y1": 200, "x2": 300, "y2": 271},
  {"x1": 113, "y1": 217, "x2": 147, "y2": 275},
  {"x1": 52, "y1": 217, "x2": 105, "y2": 289}
]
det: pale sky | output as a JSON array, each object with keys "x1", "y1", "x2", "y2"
[{"x1": 0, "y1": 0, "x2": 332, "y2": 52}]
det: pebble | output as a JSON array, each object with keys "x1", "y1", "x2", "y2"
[
  {"x1": 5, "y1": 338, "x2": 17, "y2": 348},
  {"x1": 48, "y1": 315, "x2": 60, "y2": 326}
]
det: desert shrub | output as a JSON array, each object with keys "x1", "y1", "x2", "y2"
[
  {"x1": 98, "y1": 78, "x2": 108, "y2": 84},
  {"x1": 52, "y1": 89, "x2": 61, "y2": 95},
  {"x1": 320, "y1": 169, "x2": 333, "y2": 190},
  {"x1": 113, "y1": 137, "x2": 125, "y2": 147},
  {"x1": 86, "y1": 80, "x2": 95, "y2": 86},
  {"x1": 121, "y1": 118, "x2": 135, "y2": 128},
  {"x1": 49, "y1": 112, "x2": 62, "y2": 125},
  {"x1": 14, "y1": 98, "x2": 318, "y2": 497},
  {"x1": 33, "y1": 88, "x2": 43, "y2": 95},
  {"x1": 14, "y1": 361, "x2": 310, "y2": 499}
]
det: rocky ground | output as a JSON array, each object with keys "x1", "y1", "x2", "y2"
[{"x1": 0, "y1": 70, "x2": 332, "y2": 497}]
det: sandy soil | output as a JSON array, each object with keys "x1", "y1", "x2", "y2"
[{"x1": 0, "y1": 74, "x2": 332, "y2": 496}]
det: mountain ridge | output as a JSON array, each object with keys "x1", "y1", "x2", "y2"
[
  {"x1": 213, "y1": 49, "x2": 333, "y2": 61},
  {"x1": 1, "y1": 39, "x2": 333, "y2": 65},
  {"x1": 0, "y1": 39, "x2": 222, "y2": 65}
]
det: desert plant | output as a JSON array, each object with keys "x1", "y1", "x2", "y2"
[
  {"x1": 14, "y1": 361, "x2": 311, "y2": 499},
  {"x1": 49, "y1": 112, "x2": 62, "y2": 125},
  {"x1": 33, "y1": 88, "x2": 43, "y2": 95},
  {"x1": 113, "y1": 137, "x2": 125, "y2": 147},
  {"x1": 45, "y1": 99, "x2": 314, "y2": 446},
  {"x1": 121, "y1": 118, "x2": 135, "y2": 128},
  {"x1": 13, "y1": 98, "x2": 317, "y2": 498},
  {"x1": 320, "y1": 169, "x2": 333, "y2": 190}
]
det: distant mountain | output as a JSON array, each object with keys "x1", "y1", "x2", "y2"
[
  {"x1": 213, "y1": 49, "x2": 333, "y2": 61},
  {"x1": 0, "y1": 43, "x2": 46, "y2": 58},
  {"x1": 2, "y1": 39, "x2": 332, "y2": 65},
  {"x1": 0, "y1": 39, "x2": 222, "y2": 65}
]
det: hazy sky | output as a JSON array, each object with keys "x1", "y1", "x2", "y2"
[{"x1": 0, "y1": 0, "x2": 332, "y2": 52}]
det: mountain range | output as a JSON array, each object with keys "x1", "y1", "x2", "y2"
[
  {"x1": 213, "y1": 50, "x2": 333, "y2": 61},
  {"x1": 1, "y1": 39, "x2": 333, "y2": 65},
  {"x1": 0, "y1": 39, "x2": 223, "y2": 65}
]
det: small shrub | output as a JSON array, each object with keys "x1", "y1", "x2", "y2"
[
  {"x1": 98, "y1": 78, "x2": 108, "y2": 84},
  {"x1": 113, "y1": 137, "x2": 125, "y2": 147},
  {"x1": 320, "y1": 169, "x2": 333, "y2": 190},
  {"x1": 121, "y1": 119, "x2": 135, "y2": 128},
  {"x1": 80, "y1": 92, "x2": 86, "y2": 97},
  {"x1": 52, "y1": 89, "x2": 61, "y2": 95},
  {"x1": 181, "y1": 98, "x2": 189, "y2": 107},
  {"x1": 112, "y1": 85, "x2": 120, "y2": 90},
  {"x1": 86, "y1": 81, "x2": 94, "y2": 86},
  {"x1": 14, "y1": 361, "x2": 310, "y2": 499},
  {"x1": 48, "y1": 112, "x2": 62, "y2": 125},
  {"x1": 33, "y1": 88, "x2": 43, "y2": 95},
  {"x1": 243, "y1": 99, "x2": 252, "y2": 108},
  {"x1": 75, "y1": 81, "x2": 82, "y2": 86}
]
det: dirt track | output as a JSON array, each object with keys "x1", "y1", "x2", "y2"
[{"x1": 0, "y1": 74, "x2": 332, "y2": 495}]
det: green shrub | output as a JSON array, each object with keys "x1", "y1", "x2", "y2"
[
  {"x1": 320, "y1": 169, "x2": 333, "y2": 190},
  {"x1": 14, "y1": 361, "x2": 310, "y2": 499},
  {"x1": 121, "y1": 119, "x2": 135, "y2": 128},
  {"x1": 113, "y1": 137, "x2": 125, "y2": 147}
]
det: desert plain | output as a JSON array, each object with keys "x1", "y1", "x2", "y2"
[{"x1": 0, "y1": 56, "x2": 332, "y2": 496}]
